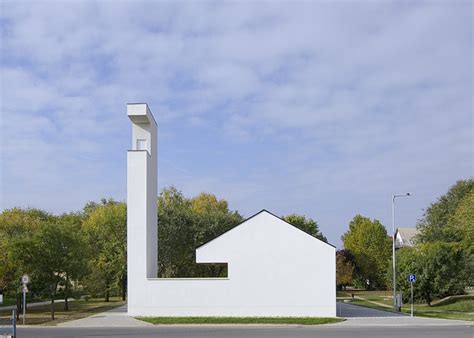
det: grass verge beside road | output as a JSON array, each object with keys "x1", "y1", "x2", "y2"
[
  {"x1": 138, "y1": 317, "x2": 344, "y2": 325},
  {"x1": 0, "y1": 297, "x2": 125, "y2": 325}
]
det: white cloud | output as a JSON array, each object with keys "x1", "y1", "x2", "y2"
[{"x1": 0, "y1": 0, "x2": 471, "y2": 245}]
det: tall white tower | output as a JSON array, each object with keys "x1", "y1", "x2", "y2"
[{"x1": 127, "y1": 103, "x2": 158, "y2": 306}]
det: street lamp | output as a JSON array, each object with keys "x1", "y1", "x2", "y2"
[{"x1": 392, "y1": 192, "x2": 411, "y2": 311}]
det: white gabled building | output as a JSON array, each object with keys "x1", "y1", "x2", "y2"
[
  {"x1": 127, "y1": 103, "x2": 336, "y2": 317},
  {"x1": 395, "y1": 228, "x2": 418, "y2": 248}
]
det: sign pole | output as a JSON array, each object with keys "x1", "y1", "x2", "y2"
[
  {"x1": 21, "y1": 274, "x2": 29, "y2": 325},
  {"x1": 12, "y1": 309, "x2": 16, "y2": 338},
  {"x1": 22, "y1": 287, "x2": 26, "y2": 325},
  {"x1": 408, "y1": 273, "x2": 416, "y2": 318}
]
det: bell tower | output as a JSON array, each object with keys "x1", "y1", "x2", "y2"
[{"x1": 127, "y1": 103, "x2": 158, "y2": 286}]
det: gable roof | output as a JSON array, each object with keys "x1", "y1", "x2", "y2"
[
  {"x1": 395, "y1": 227, "x2": 418, "y2": 247},
  {"x1": 196, "y1": 209, "x2": 335, "y2": 251}
]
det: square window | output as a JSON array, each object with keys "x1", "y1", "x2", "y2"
[{"x1": 137, "y1": 139, "x2": 147, "y2": 151}]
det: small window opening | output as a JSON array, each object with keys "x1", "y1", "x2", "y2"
[{"x1": 137, "y1": 139, "x2": 148, "y2": 151}]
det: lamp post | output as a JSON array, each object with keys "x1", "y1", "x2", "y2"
[{"x1": 392, "y1": 192, "x2": 411, "y2": 311}]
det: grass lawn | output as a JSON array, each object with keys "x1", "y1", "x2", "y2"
[
  {"x1": 138, "y1": 317, "x2": 344, "y2": 325},
  {"x1": 0, "y1": 297, "x2": 17, "y2": 307},
  {"x1": 0, "y1": 297, "x2": 125, "y2": 325},
  {"x1": 336, "y1": 291, "x2": 350, "y2": 298},
  {"x1": 348, "y1": 295, "x2": 474, "y2": 321}
]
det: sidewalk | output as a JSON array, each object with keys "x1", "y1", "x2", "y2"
[
  {"x1": 57, "y1": 305, "x2": 153, "y2": 327},
  {"x1": 353, "y1": 295, "x2": 393, "y2": 309},
  {"x1": 56, "y1": 304, "x2": 472, "y2": 328},
  {"x1": 334, "y1": 316, "x2": 473, "y2": 327}
]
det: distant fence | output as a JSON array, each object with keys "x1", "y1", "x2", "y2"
[{"x1": 0, "y1": 310, "x2": 16, "y2": 338}]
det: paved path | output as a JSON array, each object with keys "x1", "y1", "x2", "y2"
[
  {"x1": 56, "y1": 302, "x2": 470, "y2": 329},
  {"x1": 354, "y1": 295, "x2": 393, "y2": 308},
  {"x1": 59, "y1": 302, "x2": 403, "y2": 328},
  {"x1": 337, "y1": 301, "x2": 405, "y2": 317},
  {"x1": 58, "y1": 305, "x2": 153, "y2": 327}
]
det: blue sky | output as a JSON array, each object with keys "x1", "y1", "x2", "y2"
[{"x1": 0, "y1": 0, "x2": 472, "y2": 246}]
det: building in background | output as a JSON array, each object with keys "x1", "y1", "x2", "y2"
[{"x1": 395, "y1": 228, "x2": 419, "y2": 248}]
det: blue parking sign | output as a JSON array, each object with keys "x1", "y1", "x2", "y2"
[{"x1": 408, "y1": 274, "x2": 416, "y2": 283}]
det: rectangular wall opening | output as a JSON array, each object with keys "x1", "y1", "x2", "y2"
[{"x1": 136, "y1": 139, "x2": 148, "y2": 151}]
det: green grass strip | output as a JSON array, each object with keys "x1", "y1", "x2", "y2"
[{"x1": 137, "y1": 316, "x2": 344, "y2": 325}]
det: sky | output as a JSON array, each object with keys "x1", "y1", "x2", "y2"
[{"x1": 0, "y1": 0, "x2": 472, "y2": 247}]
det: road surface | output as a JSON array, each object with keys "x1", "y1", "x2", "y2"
[
  {"x1": 16, "y1": 324, "x2": 473, "y2": 338},
  {"x1": 11, "y1": 303, "x2": 474, "y2": 337}
]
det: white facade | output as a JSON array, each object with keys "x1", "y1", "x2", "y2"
[
  {"x1": 127, "y1": 103, "x2": 336, "y2": 317},
  {"x1": 395, "y1": 228, "x2": 418, "y2": 248}
]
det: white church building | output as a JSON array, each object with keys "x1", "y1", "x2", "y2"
[{"x1": 127, "y1": 103, "x2": 336, "y2": 317}]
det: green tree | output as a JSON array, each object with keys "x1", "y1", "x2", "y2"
[
  {"x1": 12, "y1": 219, "x2": 87, "y2": 319},
  {"x1": 416, "y1": 179, "x2": 474, "y2": 243},
  {"x1": 158, "y1": 187, "x2": 243, "y2": 278},
  {"x1": 191, "y1": 192, "x2": 229, "y2": 214},
  {"x1": 82, "y1": 199, "x2": 127, "y2": 301},
  {"x1": 282, "y1": 214, "x2": 327, "y2": 243},
  {"x1": 341, "y1": 215, "x2": 391, "y2": 289},
  {"x1": 394, "y1": 243, "x2": 470, "y2": 305},
  {"x1": 391, "y1": 247, "x2": 417, "y2": 303},
  {"x1": 158, "y1": 187, "x2": 194, "y2": 277},
  {"x1": 55, "y1": 212, "x2": 88, "y2": 310},
  {"x1": 415, "y1": 179, "x2": 474, "y2": 290},
  {"x1": 446, "y1": 189, "x2": 474, "y2": 260},
  {"x1": 0, "y1": 208, "x2": 53, "y2": 315},
  {"x1": 336, "y1": 250, "x2": 355, "y2": 290}
]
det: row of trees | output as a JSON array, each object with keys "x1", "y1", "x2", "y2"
[
  {"x1": 0, "y1": 199, "x2": 127, "y2": 319},
  {"x1": 0, "y1": 186, "x2": 327, "y2": 319},
  {"x1": 336, "y1": 178, "x2": 473, "y2": 305}
]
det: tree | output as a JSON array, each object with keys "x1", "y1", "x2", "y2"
[
  {"x1": 391, "y1": 247, "x2": 417, "y2": 303},
  {"x1": 446, "y1": 189, "x2": 474, "y2": 259},
  {"x1": 55, "y1": 212, "x2": 88, "y2": 311},
  {"x1": 394, "y1": 243, "x2": 470, "y2": 305},
  {"x1": 336, "y1": 250, "x2": 355, "y2": 290},
  {"x1": 416, "y1": 179, "x2": 474, "y2": 244},
  {"x1": 158, "y1": 187, "x2": 243, "y2": 278},
  {"x1": 12, "y1": 219, "x2": 87, "y2": 319},
  {"x1": 0, "y1": 208, "x2": 53, "y2": 317},
  {"x1": 82, "y1": 199, "x2": 127, "y2": 301},
  {"x1": 282, "y1": 214, "x2": 327, "y2": 243},
  {"x1": 191, "y1": 193, "x2": 229, "y2": 214},
  {"x1": 415, "y1": 179, "x2": 474, "y2": 290},
  {"x1": 341, "y1": 215, "x2": 391, "y2": 289},
  {"x1": 158, "y1": 187, "x2": 194, "y2": 277}
]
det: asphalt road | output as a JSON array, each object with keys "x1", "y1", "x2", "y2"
[
  {"x1": 9, "y1": 303, "x2": 473, "y2": 337},
  {"x1": 16, "y1": 324, "x2": 473, "y2": 338}
]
